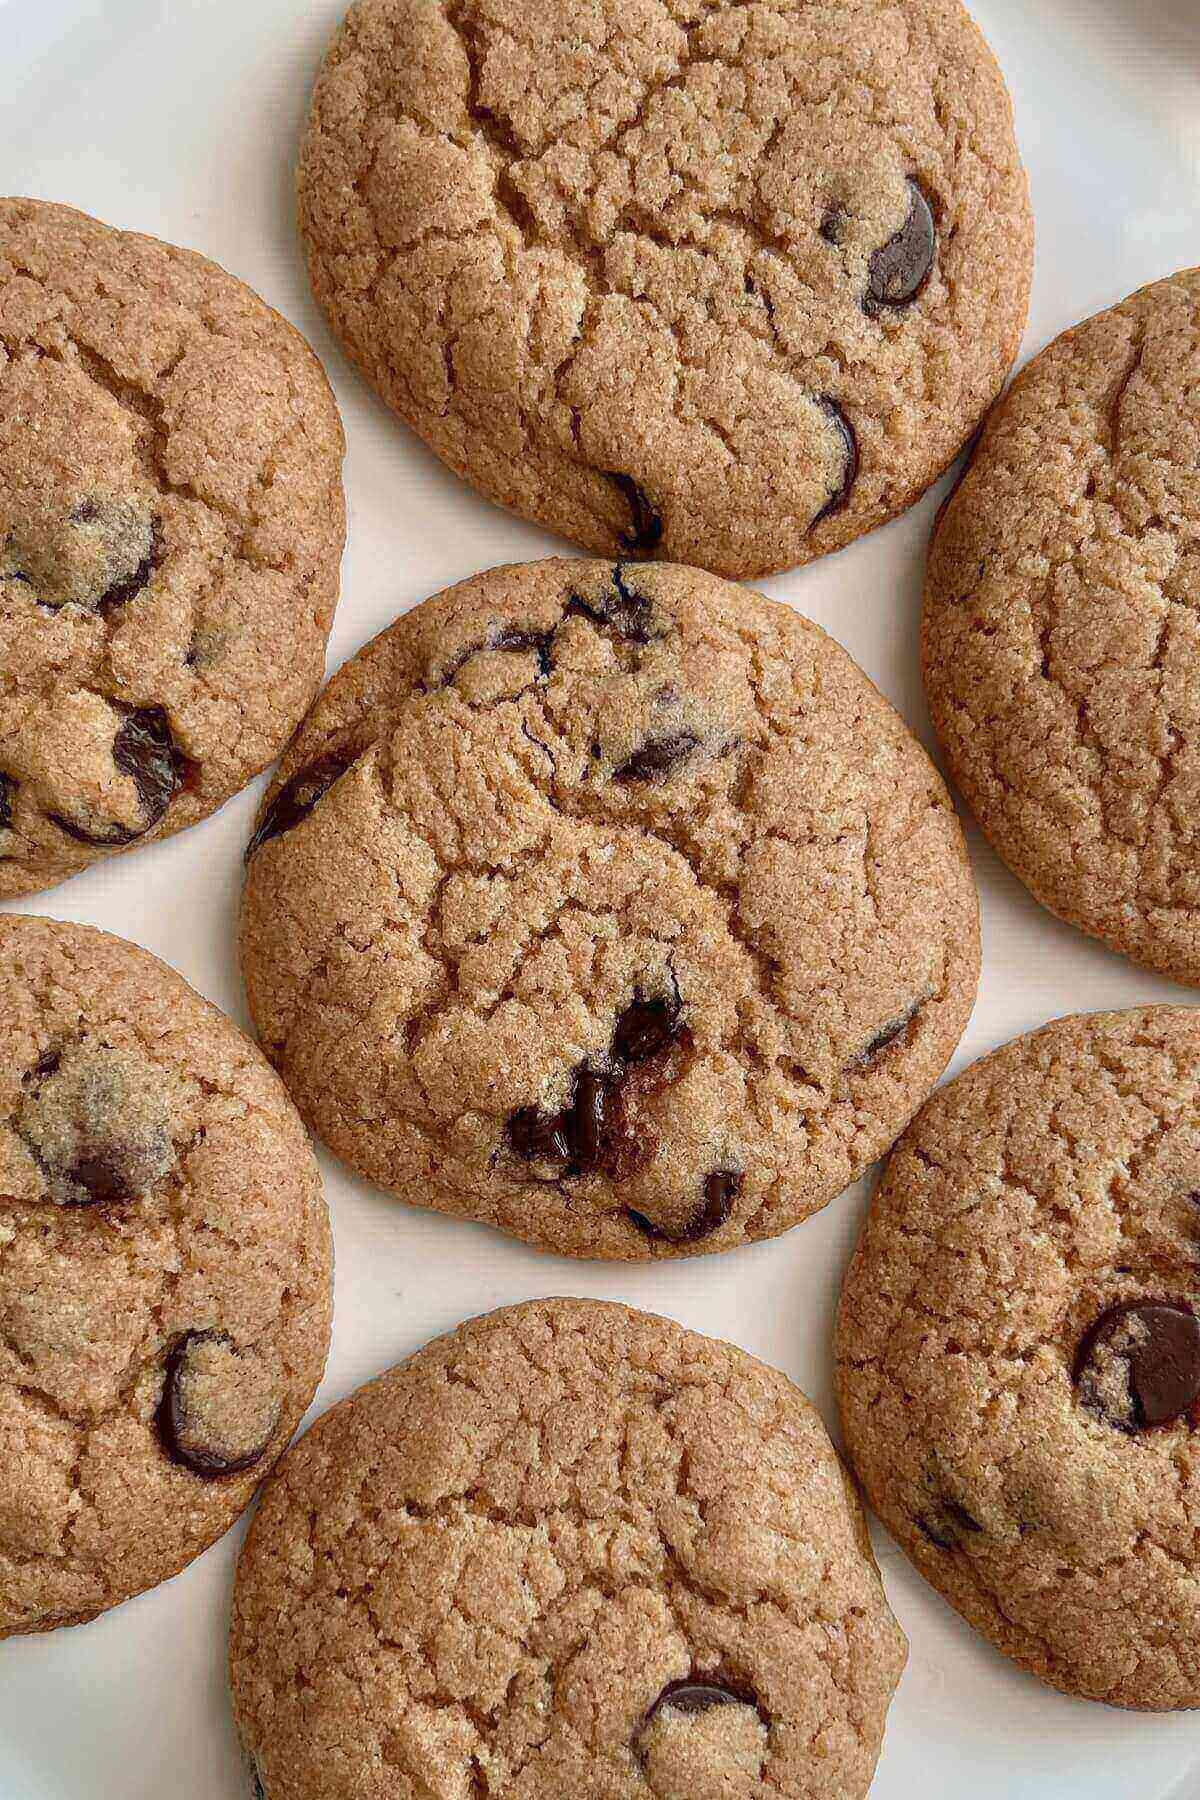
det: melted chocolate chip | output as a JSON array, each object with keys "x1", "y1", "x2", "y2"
[
  {"x1": 491, "y1": 626, "x2": 555, "y2": 678},
  {"x1": 813, "y1": 400, "x2": 859, "y2": 525},
  {"x1": 63, "y1": 1150, "x2": 135, "y2": 1206},
  {"x1": 158, "y1": 1329, "x2": 278, "y2": 1479},
  {"x1": 612, "y1": 997, "x2": 679, "y2": 1064},
  {"x1": 570, "y1": 1071, "x2": 616, "y2": 1173},
  {"x1": 607, "y1": 473, "x2": 664, "y2": 552},
  {"x1": 614, "y1": 732, "x2": 700, "y2": 784},
  {"x1": 639, "y1": 1677, "x2": 769, "y2": 1741},
  {"x1": 1075, "y1": 1300, "x2": 1200, "y2": 1430},
  {"x1": 51, "y1": 706, "x2": 181, "y2": 847},
  {"x1": 95, "y1": 545, "x2": 157, "y2": 616},
  {"x1": 0, "y1": 772, "x2": 13, "y2": 833},
  {"x1": 865, "y1": 179, "x2": 936, "y2": 313},
  {"x1": 628, "y1": 1169, "x2": 742, "y2": 1244},
  {"x1": 245, "y1": 752, "x2": 355, "y2": 860},
  {"x1": 565, "y1": 566, "x2": 655, "y2": 643},
  {"x1": 860, "y1": 1001, "x2": 923, "y2": 1066},
  {"x1": 507, "y1": 1105, "x2": 572, "y2": 1166}
]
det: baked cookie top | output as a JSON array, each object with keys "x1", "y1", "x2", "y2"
[
  {"x1": 0, "y1": 198, "x2": 346, "y2": 898},
  {"x1": 239, "y1": 558, "x2": 979, "y2": 1259},
  {"x1": 836, "y1": 1007, "x2": 1200, "y2": 1709},
  {"x1": 298, "y1": 0, "x2": 1031, "y2": 578},
  {"x1": 924, "y1": 267, "x2": 1200, "y2": 984},
  {"x1": 231, "y1": 1298, "x2": 907, "y2": 1799},
  {"x1": 0, "y1": 916, "x2": 331, "y2": 1637}
]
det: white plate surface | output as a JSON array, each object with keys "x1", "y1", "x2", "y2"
[{"x1": 1, "y1": 1, "x2": 1199, "y2": 1795}]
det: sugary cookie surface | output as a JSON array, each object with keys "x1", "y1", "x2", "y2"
[
  {"x1": 924, "y1": 267, "x2": 1200, "y2": 984},
  {"x1": 837, "y1": 1007, "x2": 1200, "y2": 1708},
  {"x1": 240, "y1": 558, "x2": 979, "y2": 1258},
  {"x1": 0, "y1": 916, "x2": 331, "y2": 1635},
  {"x1": 298, "y1": 0, "x2": 1032, "y2": 577},
  {"x1": 0, "y1": 198, "x2": 346, "y2": 897},
  {"x1": 231, "y1": 1298, "x2": 907, "y2": 1798}
]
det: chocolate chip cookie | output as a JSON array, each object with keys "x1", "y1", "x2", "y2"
[
  {"x1": 923, "y1": 268, "x2": 1200, "y2": 984},
  {"x1": 298, "y1": 0, "x2": 1032, "y2": 579},
  {"x1": 836, "y1": 1006, "x2": 1200, "y2": 1708},
  {"x1": 240, "y1": 558, "x2": 979, "y2": 1258},
  {"x1": 0, "y1": 915, "x2": 331, "y2": 1637},
  {"x1": 230, "y1": 1298, "x2": 907, "y2": 1798},
  {"x1": 0, "y1": 198, "x2": 346, "y2": 897}
]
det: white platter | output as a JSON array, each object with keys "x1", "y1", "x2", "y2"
[{"x1": 1, "y1": 0, "x2": 1198, "y2": 1794}]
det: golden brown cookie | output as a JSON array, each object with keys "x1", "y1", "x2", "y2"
[
  {"x1": 923, "y1": 268, "x2": 1200, "y2": 984},
  {"x1": 240, "y1": 558, "x2": 979, "y2": 1258},
  {"x1": 0, "y1": 198, "x2": 346, "y2": 897},
  {"x1": 230, "y1": 1298, "x2": 907, "y2": 1798},
  {"x1": 297, "y1": 0, "x2": 1032, "y2": 578},
  {"x1": 837, "y1": 1007, "x2": 1200, "y2": 1709},
  {"x1": 0, "y1": 916, "x2": 331, "y2": 1637}
]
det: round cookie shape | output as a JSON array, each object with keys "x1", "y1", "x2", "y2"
[
  {"x1": 0, "y1": 198, "x2": 347, "y2": 898},
  {"x1": 836, "y1": 1007, "x2": 1200, "y2": 1709},
  {"x1": 239, "y1": 558, "x2": 979, "y2": 1259},
  {"x1": 923, "y1": 267, "x2": 1200, "y2": 984},
  {"x1": 0, "y1": 916, "x2": 331, "y2": 1637},
  {"x1": 297, "y1": 0, "x2": 1032, "y2": 579},
  {"x1": 230, "y1": 1298, "x2": 907, "y2": 1800}
]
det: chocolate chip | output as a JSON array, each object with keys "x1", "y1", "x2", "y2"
[
  {"x1": 859, "y1": 1000, "x2": 923, "y2": 1066},
  {"x1": 17, "y1": 1041, "x2": 176, "y2": 1207},
  {"x1": 1075, "y1": 1300, "x2": 1200, "y2": 1431},
  {"x1": 51, "y1": 706, "x2": 182, "y2": 847},
  {"x1": 628, "y1": 1169, "x2": 742, "y2": 1244},
  {"x1": 570, "y1": 1071, "x2": 615, "y2": 1173},
  {"x1": 813, "y1": 399, "x2": 858, "y2": 524},
  {"x1": 0, "y1": 772, "x2": 13, "y2": 833},
  {"x1": 945, "y1": 1500, "x2": 983, "y2": 1535},
  {"x1": 607, "y1": 473, "x2": 663, "y2": 553},
  {"x1": 819, "y1": 207, "x2": 846, "y2": 245},
  {"x1": 917, "y1": 1515, "x2": 957, "y2": 1550},
  {"x1": 245, "y1": 752, "x2": 355, "y2": 860},
  {"x1": 639, "y1": 1678, "x2": 769, "y2": 1741},
  {"x1": 612, "y1": 997, "x2": 680, "y2": 1064},
  {"x1": 158, "y1": 1329, "x2": 279, "y2": 1479},
  {"x1": 95, "y1": 543, "x2": 157, "y2": 616},
  {"x1": 491, "y1": 626, "x2": 555, "y2": 678},
  {"x1": 507, "y1": 1105, "x2": 572, "y2": 1165},
  {"x1": 565, "y1": 566, "x2": 655, "y2": 643},
  {"x1": 866, "y1": 178, "x2": 936, "y2": 313},
  {"x1": 614, "y1": 732, "x2": 700, "y2": 784},
  {"x1": 63, "y1": 1150, "x2": 134, "y2": 1206}
]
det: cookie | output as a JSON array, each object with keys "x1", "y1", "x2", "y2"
[
  {"x1": 923, "y1": 268, "x2": 1200, "y2": 984},
  {"x1": 239, "y1": 557, "x2": 979, "y2": 1259},
  {"x1": 230, "y1": 1297, "x2": 907, "y2": 1798},
  {"x1": 297, "y1": 0, "x2": 1032, "y2": 579},
  {"x1": 0, "y1": 198, "x2": 346, "y2": 897},
  {"x1": 836, "y1": 1006, "x2": 1200, "y2": 1709},
  {"x1": 0, "y1": 916, "x2": 331, "y2": 1637}
]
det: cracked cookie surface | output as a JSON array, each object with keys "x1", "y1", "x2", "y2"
[
  {"x1": 0, "y1": 198, "x2": 347, "y2": 897},
  {"x1": 239, "y1": 558, "x2": 979, "y2": 1259},
  {"x1": 923, "y1": 268, "x2": 1200, "y2": 985},
  {"x1": 297, "y1": 0, "x2": 1032, "y2": 579},
  {"x1": 230, "y1": 1297, "x2": 907, "y2": 1799},
  {"x1": 836, "y1": 1007, "x2": 1200, "y2": 1708},
  {"x1": 0, "y1": 915, "x2": 331, "y2": 1637}
]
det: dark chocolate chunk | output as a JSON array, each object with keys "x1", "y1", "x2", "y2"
[
  {"x1": 565, "y1": 565, "x2": 655, "y2": 643},
  {"x1": 638, "y1": 1677, "x2": 769, "y2": 1754},
  {"x1": 95, "y1": 546, "x2": 157, "y2": 616},
  {"x1": 570, "y1": 1071, "x2": 615, "y2": 1173},
  {"x1": 606, "y1": 473, "x2": 663, "y2": 553},
  {"x1": 612, "y1": 997, "x2": 680, "y2": 1064},
  {"x1": 491, "y1": 626, "x2": 555, "y2": 679},
  {"x1": 51, "y1": 706, "x2": 181, "y2": 847},
  {"x1": 158, "y1": 1329, "x2": 279, "y2": 1479},
  {"x1": 865, "y1": 178, "x2": 936, "y2": 313},
  {"x1": 0, "y1": 772, "x2": 13, "y2": 834},
  {"x1": 628, "y1": 1170, "x2": 742, "y2": 1244},
  {"x1": 63, "y1": 1150, "x2": 134, "y2": 1206},
  {"x1": 245, "y1": 751, "x2": 355, "y2": 860},
  {"x1": 507, "y1": 1105, "x2": 572, "y2": 1166},
  {"x1": 813, "y1": 400, "x2": 859, "y2": 525},
  {"x1": 614, "y1": 732, "x2": 700, "y2": 784},
  {"x1": 1075, "y1": 1300, "x2": 1200, "y2": 1430},
  {"x1": 860, "y1": 1000, "x2": 923, "y2": 1066}
]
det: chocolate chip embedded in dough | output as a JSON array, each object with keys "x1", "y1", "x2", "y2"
[
  {"x1": 607, "y1": 473, "x2": 663, "y2": 553},
  {"x1": 158, "y1": 1330, "x2": 281, "y2": 1478},
  {"x1": 50, "y1": 706, "x2": 182, "y2": 847},
  {"x1": 865, "y1": 178, "x2": 937, "y2": 313},
  {"x1": 1075, "y1": 1301, "x2": 1200, "y2": 1431},
  {"x1": 246, "y1": 752, "x2": 355, "y2": 859},
  {"x1": 813, "y1": 401, "x2": 859, "y2": 525}
]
